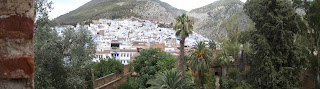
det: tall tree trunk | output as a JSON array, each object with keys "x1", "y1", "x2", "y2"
[
  {"x1": 178, "y1": 37, "x2": 186, "y2": 83},
  {"x1": 198, "y1": 71, "x2": 202, "y2": 88},
  {"x1": 318, "y1": 74, "x2": 320, "y2": 84},
  {"x1": 237, "y1": 46, "x2": 245, "y2": 83},
  {"x1": 239, "y1": 46, "x2": 245, "y2": 72}
]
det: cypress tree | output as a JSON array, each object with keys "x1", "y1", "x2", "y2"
[{"x1": 243, "y1": 0, "x2": 307, "y2": 88}]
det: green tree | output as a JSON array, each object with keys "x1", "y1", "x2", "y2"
[
  {"x1": 292, "y1": 0, "x2": 320, "y2": 88},
  {"x1": 131, "y1": 48, "x2": 176, "y2": 88},
  {"x1": 217, "y1": 14, "x2": 242, "y2": 77},
  {"x1": 35, "y1": 1, "x2": 97, "y2": 89},
  {"x1": 244, "y1": 0, "x2": 307, "y2": 88},
  {"x1": 174, "y1": 13, "x2": 194, "y2": 81},
  {"x1": 147, "y1": 69, "x2": 194, "y2": 89},
  {"x1": 156, "y1": 55, "x2": 176, "y2": 72},
  {"x1": 62, "y1": 26, "x2": 96, "y2": 89},
  {"x1": 34, "y1": 0, "x2": 67, "y2": 88},
  {"x1": 118, "y1": 77, "x2": 139, "y2": 89},
  {"x1": 306, "y1": 0, "x2": 320, "y2": 87},
  {"x1": 93, "y1": 58, "x2": 123, "y2": 79},
  {"x1": 237, "y1": 20, "x2": 255, "y2": 72},
  {"x1": 202, "y1": 72, "x2": 216, "y2": 89},
  {"x1": 190, "y1": 41, "x2": 212, "y2": 87},
  {"x1": 215, "y1": 51, "x2": 230, "y2": 77},
  {"x1": 221, "y1": 14, "x2": 242, "y2": 61}
]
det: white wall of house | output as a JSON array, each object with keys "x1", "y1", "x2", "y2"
[
  {"x1": 119, "y1": 52, "x2": 136, "y2": 64},
  {"x1": 94, "y1": 53, "x2": 111, "y2": 62}
]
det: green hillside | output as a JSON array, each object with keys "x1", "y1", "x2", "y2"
[
  {"x1": 54, "y1": 0, "x2": 185, "y2": 25},
  {"x1": 54, "y1": 0, "x2": 143, "y2": 25}
]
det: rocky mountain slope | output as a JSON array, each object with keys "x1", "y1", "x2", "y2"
[
  {"x1": 54, "y1": 0, "x2": 250, "y2": 40},
  {"x1": 54, "y1": 0, "x2": 186, "y2": 25},
  {"x1": 188, "y1": 0, "x2": 250, "y2": 40}
]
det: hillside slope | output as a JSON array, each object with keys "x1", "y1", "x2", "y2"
[
  {"x1": 54, "y1": 0, "x2": 251, "y2": 40},
  {"x1": 54, "y1": 0, "x2": 186, "y2": 25},
  {"x1": 188, "y1": 0, "x2": 250, "y2": 40}
]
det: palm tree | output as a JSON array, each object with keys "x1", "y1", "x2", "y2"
[
  {"x1": 190, "y1": 41, "x2": 212, "y2": 87},
  {"x1": 147, "y1": 69, "x2": 194, "y2": 89},
  {"x1": 174, "y1": 13, "x2": 193, "y2": 81}
]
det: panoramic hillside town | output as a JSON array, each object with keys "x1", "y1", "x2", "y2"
[
  {"x1": 6, "y1": 0, "x2": 315, "y2": 89},
  {"x1": 56, "y1": 18, "x2": 214, "y2": 64}
]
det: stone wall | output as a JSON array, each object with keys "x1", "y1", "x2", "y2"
[
  {"x1": 93, "y1": 65, "x2": 130, "y2": 89},
  {"x1": 0, "y1": 0, "x2": 34, "y2": 89}
]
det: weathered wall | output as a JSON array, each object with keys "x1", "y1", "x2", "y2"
[
  {"x1": 93, "y1": 65, "x2": 130, "y2": 89},
  {"x1": 0, "y1": 0, "x2": 34, "y2": 89}
]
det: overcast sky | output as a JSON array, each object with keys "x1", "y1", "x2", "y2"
[{"x1": 48, "y1": 0, "x2": 247, "y2": 19}]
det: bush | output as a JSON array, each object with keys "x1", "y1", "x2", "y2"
[
  {"x1": 228, "y1": 67, "x2": 238, "y2": 80},
  {"x1": 118, "y1": 77, "x2": 139, "y2": 89},
  {"x1": 93, "y1": 58, "x2": 123, "y2": 79},
  {"x1": 203, "y1": 73, "x2": 216, "y2": 89},
  {"x1": 185, "y1": 71, "x2": 193, "y2": 84},
  {"x1": 118, "y1": 82, "x2": 132, "y2": 89},
  {"x1": 131, "y1": 48, "x2": 176, "y2": 88},
  {"x1": 220, "y1": 78, "x2": 237, "y2": 89}
]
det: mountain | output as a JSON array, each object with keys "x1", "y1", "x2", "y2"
[
  {"x1": 54, "y1": 0, "x2": 250, "y2": 40},
  {"x1": 188, "y1": 0, "x2": 250, "y2": 40},
  {"x1": 54, "y1": 0, "x2": 186, "y2": 25}
]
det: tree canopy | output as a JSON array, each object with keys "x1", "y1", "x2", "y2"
[
  {"x1": 93, "y1": 58, "x2": 123, "y2": 79},
  {"x1": 131, "y1": 48, "x2": 176, "y2": 88},
  {"x1": 243, "y1": 0, "x2": 307, "y2": 88}
]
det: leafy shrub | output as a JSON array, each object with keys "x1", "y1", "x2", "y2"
[
  {"x1": 228, "y1": 67, "x2": 238, "y2": 80},
  {"x1": 118, "y1": 76, "x2": 139, "y2": 89},
  {"x1": 93, "y1": 58, "x2": 123, "y2": 79},
  {"x1": 203, "y1": 73, "x2": 216, "y2": 89}
]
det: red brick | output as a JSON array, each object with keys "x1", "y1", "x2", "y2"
[
  {"x1": 0, "y1": 56, "x2": 34, "y2": 79},
  {"x1": 0, "y1": 15, "x2": 34, "y2": 39}
]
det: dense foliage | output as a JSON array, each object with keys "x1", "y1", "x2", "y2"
[
  {"x1": 117, "y1": 77, "x2": 140, "y2": 89},
  {"x1": 35, "y1": 0, "x2": 96, "y2": 89},
  {"x1": 292, "y1": 0, "x2": 320, "y2": 88},
  {"x1": 93, "y1": 58, "x2": 123, "y2": 79},
  {"x1": 190, "y1": 41, "x2": 212, "y2": 87},
  {"x1": 306, "y1": 0, "x2": 320, "y2": 88},
  {"x1": 62, "y1": 26, "x2": 96, "y2": 89},
  {"x1": 130, "y1": 48, "x2": 176, "y2": 88},
  {"x1": 243, "y1": 0, "x2": 307, "y2": 88},
  {"x1": 147, "y1": 69, "x2": 194, "y2": 89},
  {"x1": 34, "y1": 1, "x2": 66, "y2": 88}
]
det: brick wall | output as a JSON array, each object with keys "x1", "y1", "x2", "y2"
[{"x1": 0, "y1": 0, "x2": 34, "y2": 89}]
